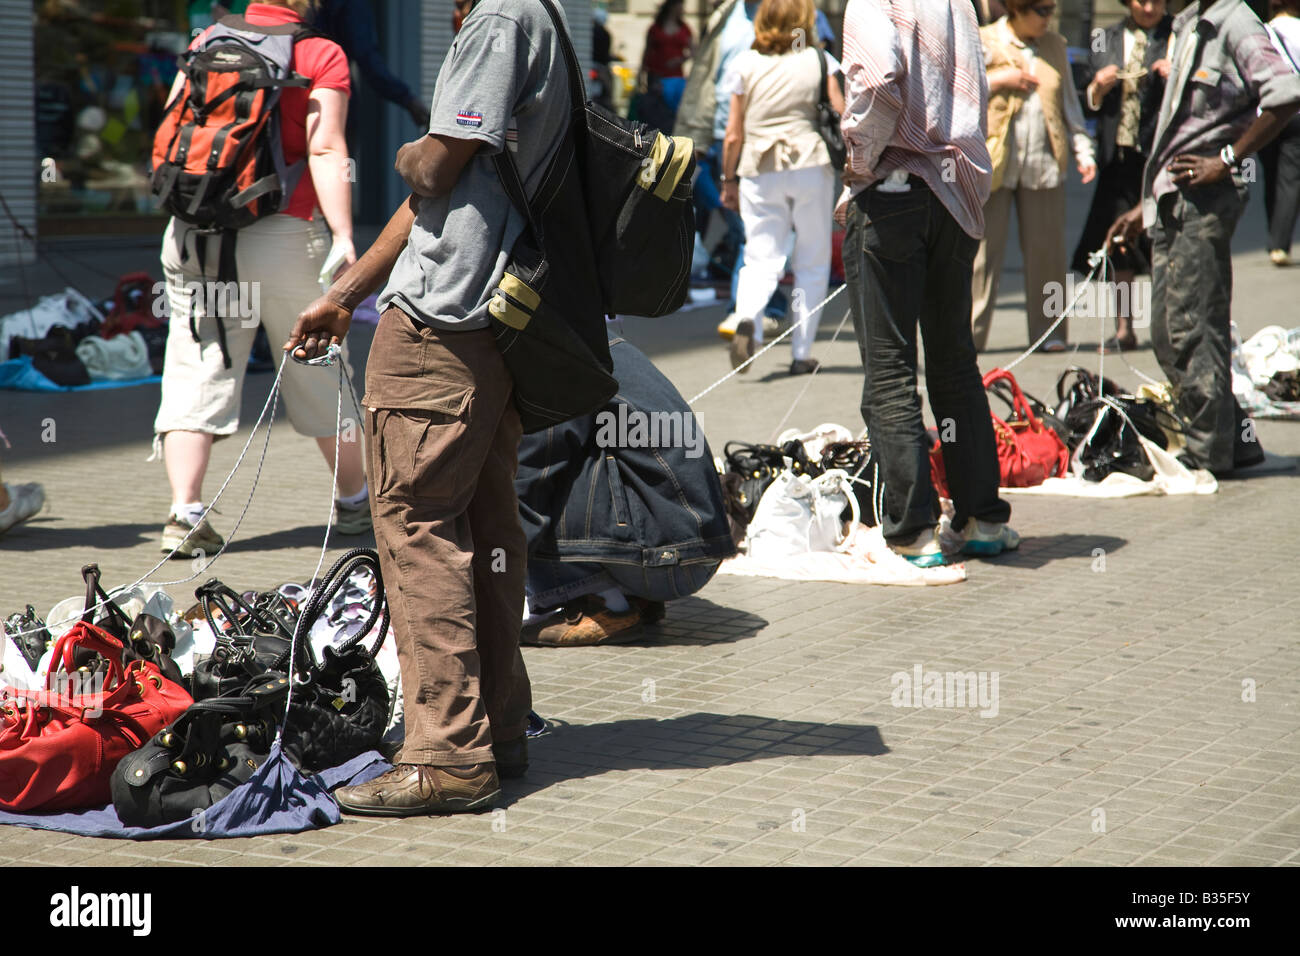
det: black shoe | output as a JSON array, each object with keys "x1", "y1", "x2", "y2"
[{"x1": 789, "y1": 358, "x2": 821, "y2": 376}]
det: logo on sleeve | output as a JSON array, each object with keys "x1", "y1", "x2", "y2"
[{"x1": 456, "y1": 110, "x2": 483, "y2": 128}]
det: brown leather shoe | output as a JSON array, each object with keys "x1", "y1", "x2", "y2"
[
  {"x1": 335, "y1": 763, "x2": 500, "y2": 816},
  {"x1": 493, "y1": 736, "x2": 528, "y2": 779},
  {"x1": 520, "y1": 595, "x2": 643, "y2": 647}
]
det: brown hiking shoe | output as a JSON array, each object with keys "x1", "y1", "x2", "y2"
[
  {"x1": 521, "y1": 595, "x2": 643, "y2": 647},
  {"x1": 335, "y1": 763, "x2": 500, "y2": 816}
]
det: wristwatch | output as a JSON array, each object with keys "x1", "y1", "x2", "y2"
[{"x1": 1219, "y1": 144, "x2": 1237, "y2": 169}]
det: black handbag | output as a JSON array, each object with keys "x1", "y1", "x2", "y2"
[
  {"x1": 724, "y1": 441, "x2": 787, "y2": 521},
  {"x1": 3, "y1": 606, "x2": 51, "y2": 671},
  {"x1": 188, "y1": 579, "x2": 295, "y2": 701},
  {"x1": 9, "y1": 326, "x2": 91, "y2": 387},
  {"x1": 1070, "y1": 398, "x2": 1155, "y2": 482},
  {"x1": 814, "y1": 49, "x2": 846, "y2": 171},
  {"x1": 279, "y1": 548, "x2": 391, "y2": 772},
  {"x1": 73, "y1": 564, "x2": 185, "y2": 687},
  {"x1": 111, "y1": 673, "x2": 291, "y2": 827}
]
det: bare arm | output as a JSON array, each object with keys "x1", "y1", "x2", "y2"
[
  {"x1": 828, "y1": 69, "x2": 845, "y2": 116},
  {"x1": 720, "y1": 93, "x2": 745, "y2": 211},
  {"x1": 393, "y1": 133, "x2": 481, "y2": 198},
  {"x1": 283, "y1": 195, "x2": 418, "y2": 359},
  {"x1": 305, "y1": 87, "x2": 354, "y2": 273}
]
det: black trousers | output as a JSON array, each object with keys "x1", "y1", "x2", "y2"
[
  {"x1": 844, "y1": 182, "x2": 1010, "y2": 544},
  {"x1": 1260, "y1": 117, "x2": 1300, "y2": 255},
  {"x1": 1150, "y1": 179, "x2": 1258, "y2": 474}
]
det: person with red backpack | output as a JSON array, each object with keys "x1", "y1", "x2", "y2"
[{"x1": 151, "y1": 0, "x2": 367, "y2": 557}]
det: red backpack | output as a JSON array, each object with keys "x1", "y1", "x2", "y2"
[{"x1": 150, "y1": 15, "x2": 312, "y2": 366}]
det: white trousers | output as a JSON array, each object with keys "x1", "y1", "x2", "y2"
[{"x1": 734, "y1": 164, "x2": 835, "y2": 360}]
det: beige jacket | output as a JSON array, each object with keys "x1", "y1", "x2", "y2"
[
  {"x1": 982, "y1": 19, "x2": 1069, "y2": 192},
  {"x1": 673, "y1": 0, "x2": 741, "y2": 148}
]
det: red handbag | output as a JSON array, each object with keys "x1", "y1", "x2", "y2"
[
  {"x1": 0, "y1": 621, "x2": 193, "y2": 813},
  {"x1": 100, "y1": 272, "x2": 163, "y2": 338},
  {"x1": 931, "y1": 368, "x2": 1070, "y2": 496}
]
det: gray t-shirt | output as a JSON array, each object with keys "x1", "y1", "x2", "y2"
[{"x1": 378, "y1": 0, "x2": 572, "y2": 331}]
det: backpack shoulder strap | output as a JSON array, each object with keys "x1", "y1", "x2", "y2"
[{"x1": 533, "y1": 0, "x2": 586, "y2": 114}]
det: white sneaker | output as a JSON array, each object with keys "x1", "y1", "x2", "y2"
[
  {"x1": 891, "y1": 527, "x2": 947, "y2": 567},
  {"x1": 0, "y1": 483, "x2": 46, "y2": 536},
  {"x1": 942, "y1": 517, "x2": 1020, "y2": 557},
  {"x1": 718, "y1": 314, "x2": 780, "y2": 340}
]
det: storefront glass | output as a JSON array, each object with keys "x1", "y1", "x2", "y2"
[{"x1": 34, "y1": 1, "x2": 247, "y2": 226}]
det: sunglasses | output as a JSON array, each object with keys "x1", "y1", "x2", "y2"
[{"x1": 1030, "y1": 4, "x2": 1056, "y2": 17}]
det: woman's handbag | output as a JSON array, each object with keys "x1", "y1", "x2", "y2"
[
  {"x1": 188, "y1": 579, "x2": 295, "y2": 701},
  {"x1": 111, "y1": 674, "x2": 290, "y2": 827},
  {"x1": 280, "y1": 549, "x2": 391, "y2": 771},
  {"x1": 746, "y1": 469, "x2": 860, "y2": 561},
  {"x1": 723, "y1": 441, "x2": 788, "y2": 521},
  {"x1": 814, "y1": 49, "x2": 846, "y2": 171},
  {"x1": 0, "y1": 622, "x2": 193, "y2": 812},
  {"x1": 931, "y1": 368, "x2": 1070, "y2": 495},
  {"x1": 76, "y1": 564, "x2": 185, "y2": 688}
]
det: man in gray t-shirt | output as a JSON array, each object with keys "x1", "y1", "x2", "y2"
[
  {"x1": 285, "y1": 0, "x2": 573, "y2": 815},
  {"x1": 379, "y1": 0, "x2": 571, "y2": 330}
]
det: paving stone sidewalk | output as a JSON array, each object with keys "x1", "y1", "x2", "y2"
[{"x1": 1, "y1": 195, "x2": 1298, "y2": 866}]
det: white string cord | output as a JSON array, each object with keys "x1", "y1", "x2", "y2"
[
  {"x1": 768, "y1": 305, "x2": 854, "y2": 442},
  {"x1": 688, "y1": 283, "x2": 847, "y2": 405}
]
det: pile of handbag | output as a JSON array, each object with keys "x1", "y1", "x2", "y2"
[
  {"x1": 0, "y1": 549, "x2": 394, "y2": 828},
  {"x1": 0, "y1": 274, "x2": 166, "y2": 390},
  {"x1": 991, "y1": 366, "x2": 1214, "y2": 497},
  {"x1": 1232, "y1": 323, "x2": 1300, "y2": 419},
  {"x1": 719, "y1": 423, "x2": 879, "y2": 549},
  {"x1": 717, "y1": 424, "x2": 964, "y2": 586}
]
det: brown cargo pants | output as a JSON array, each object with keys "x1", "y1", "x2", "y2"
[{"x1": 362, "y1": 307, "x2": 531, "y2": 767}]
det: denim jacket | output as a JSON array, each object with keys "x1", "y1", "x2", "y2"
[{"x1": 515, "y1": 338, "x2": 736, "y2": 569}]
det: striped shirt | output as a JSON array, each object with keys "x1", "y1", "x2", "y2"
[{"x1": 837, "y1": 0, "x2": 992, "y2": 238}]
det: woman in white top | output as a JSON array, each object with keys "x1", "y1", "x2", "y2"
[
  {"x1": 719, "y1": 0, "x2": 844, "y2": 376},
  {"x1": 1263, "y1": 0, "x2": 1300, "y2": 265}
]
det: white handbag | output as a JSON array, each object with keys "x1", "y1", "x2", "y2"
[{"x1": 745, "y1": 468, "x2": 860, "y2": 561}]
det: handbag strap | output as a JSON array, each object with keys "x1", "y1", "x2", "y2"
[
  {"x1": 983, "y1": 368, "x2": 1041, "y2": 428},
  {"x1": 80, "y1": 564, "x2": 135, "y2": 633},
  {"x1": 291, "y1": 548, "x2": 389, "y2": 672},
  {"x1": 815, "y1": 45, "x2": 829, "y2": 109},
  {"x1": 47, "y1": 620, "x2": 128, "y2": 691},
  {"x1": 196, "y1": 578, "x2": 294, "y2": 641}
]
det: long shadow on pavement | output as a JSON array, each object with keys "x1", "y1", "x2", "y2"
[
  {"x1": 983, "y1": 532, "x2": 1127, "y2": 571},
  {"x1": 498, "y1": 712, "x2": 890, "y2": 805}
]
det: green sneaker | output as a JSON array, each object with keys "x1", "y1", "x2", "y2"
[
  {"x1": 161, "y1": 514, "x2": 225, "y2": 558},
  {"x1": 949, "y1": 518, "x2": 1020, "y2": 557},
  {"x1": 335, "y1": 497, "x2": 373, "y2": 535},
  {"x1": 891, "y1": 528, "x2": 947, "y2": 568}
]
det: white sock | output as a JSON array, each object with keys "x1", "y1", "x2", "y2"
[
  {"x1": 336, "y1": 483, "x2": 369, "y2": 507},
  {"x1": 599, "y1": 588, "x2": 630, "y2": 613},
  {"x1": 172, "y1": 502, "x2": 205, "y2": 525}
]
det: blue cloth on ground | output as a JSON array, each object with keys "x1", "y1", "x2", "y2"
[
  {"x1": 0, "y1": 747, "x2": 389, "y2": 840},
  {"x1": 0, "y1": 356, "x2": 161, "y2": 392}
]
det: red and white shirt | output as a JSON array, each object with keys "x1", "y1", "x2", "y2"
[{"x1": 837, "y1": 0, "x2": 992, "y2": 238}]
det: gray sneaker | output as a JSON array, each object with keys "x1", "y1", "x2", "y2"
[
  {"x1": 335, "y1": 497, "x2": 373, "y2": 535},
  {"x1": 161, "y1": 514, "x2": 225, "y2": 558},
  {"x1": 0, "y1": 482, "x2": 45, "y2": 536}
]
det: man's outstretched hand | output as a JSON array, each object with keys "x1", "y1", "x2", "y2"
[{"x1": 284, "y1": 294, "x2": 354, "y2": 360}]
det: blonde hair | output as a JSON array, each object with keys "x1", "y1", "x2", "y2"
[
  {"x1": 752, "y1": 0, "x2": 817, "y2": 56},
  {"x1": 260, "y1": 0, "x2": 314, "y2": 16}
]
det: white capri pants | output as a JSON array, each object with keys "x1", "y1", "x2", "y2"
[
  {"x1": 734, "y1": 163, "x2": 835, "y2": 360},
  {"x1": 154, "y1": 214, "x2": 355, "y2": 439}
]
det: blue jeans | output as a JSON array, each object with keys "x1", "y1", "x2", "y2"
[
  {"x1": 843, "y1": 181, "x2": 1010, "y2": 543},
  {"x1": 528, "y1": 557, "x2": 721, "y2": 611}
]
